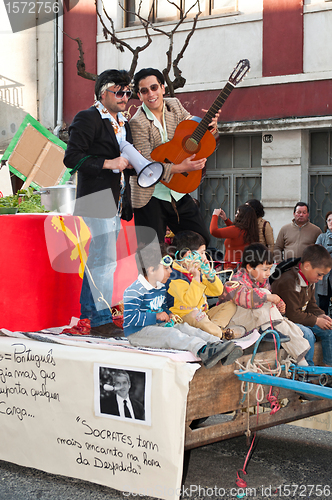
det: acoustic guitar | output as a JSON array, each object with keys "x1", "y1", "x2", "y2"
[{"x1": 151, "y1": 59, "x2": 250, "y2": 193}]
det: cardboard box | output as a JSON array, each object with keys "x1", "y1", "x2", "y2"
[
  {"x1": 1, "y1": 113, "x2": 70, "y2": 189},
  {"x1": 8, "y1": 124, "x2": 67, "y2": 188}
]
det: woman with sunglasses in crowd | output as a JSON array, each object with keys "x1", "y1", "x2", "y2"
[{"x1": 210, "y1": 204, "x2": 259, "y2": 269}]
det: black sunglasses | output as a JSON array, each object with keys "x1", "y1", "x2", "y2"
[
  {"x1": 138, "y1": 84, "x2": 161, "y2": 95},
  {"x1": 106, "y1": 89, "x2": 132, "y2": 99}
]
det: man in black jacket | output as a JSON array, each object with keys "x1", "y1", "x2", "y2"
[{"x1": 64, "y1": 69, "x2": 133, "y2": 337}]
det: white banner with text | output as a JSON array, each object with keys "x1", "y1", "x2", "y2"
[{"x1": 0, "y1": 337, "x2": 198, "y2": 500}]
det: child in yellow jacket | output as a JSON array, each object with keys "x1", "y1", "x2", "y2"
[{"x1": 165, "y1": 231, "x2": 239, "y2": 339}]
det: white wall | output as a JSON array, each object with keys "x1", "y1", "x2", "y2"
[
  {"x1": 262, "y1": 130, "x2": 303, "y2": 236},
  {"x1": 0, "y1": 2, "x2": 55, "y2": 152},
  {"x1": 95, "y1": 0, "x2": 332, "y2": 238},
  {"x1": 97, "y1": 0, "x2": 263, "y2": 89},
  {"x1": 304, "y1": 3, "x2": 332, "y2": 74}
]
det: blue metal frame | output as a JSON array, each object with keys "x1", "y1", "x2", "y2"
[{"x1": 236, "y1": 329, "x2": 332, "y2": 400}]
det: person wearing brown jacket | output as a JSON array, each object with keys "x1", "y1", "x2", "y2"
[
  {"x1": 272, "y1": 244, "x2": 332, "y2": 366},
  {"x1": 274, "y1": 202, "x2": 321, "y2": 262}
]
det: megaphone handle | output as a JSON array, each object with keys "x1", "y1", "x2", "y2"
[{"x1": 113, "y1": 152, "x2": 130, "y2": 174}]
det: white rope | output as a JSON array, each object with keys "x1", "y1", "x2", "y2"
[{"x1": 234, "y1": 354, "x2": 295, "y2": 406}]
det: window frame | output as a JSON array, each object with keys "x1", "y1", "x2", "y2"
[{"x1": 124, "y1": 0, "x2": 238, "y2": 27}]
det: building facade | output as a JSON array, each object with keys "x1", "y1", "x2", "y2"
[
  {"x1": 2, "y1": 0, "x2": 332, "y2": 249},
  {"x1": 95, "y1": 0, "x2": 332, "y2": 248}
]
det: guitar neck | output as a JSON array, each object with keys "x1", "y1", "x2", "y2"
[{"x1": 191, "y1": 81, "x2": 234, "y2": 144}]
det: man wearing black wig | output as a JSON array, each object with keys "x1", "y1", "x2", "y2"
[{"x1": 64, "y1": 69, "x2": 133, "y2": 337}]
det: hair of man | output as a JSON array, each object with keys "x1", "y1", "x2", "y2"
[
  {"x1": 133, "y1": 68, "x2": 165, "y2": 94},
  {"x1": 324, "y1": 210, "x2": 332, "y2": 232},
  {"x1": 301, "y1": 244, "x2": 332, "y2": 269},
  {"x1": 95, "y1": 69, "x2": 131, "y2": 101},
  {"x1": 293, "y1": 201, "x2": 309, "y2": 213},
  {"x1": 111, "y1": 369, "x2": 131, "y2": 386}
]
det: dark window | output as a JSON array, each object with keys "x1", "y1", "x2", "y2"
[{"x1": 124, "y1": 0, "x2": 237, "y2": 26}]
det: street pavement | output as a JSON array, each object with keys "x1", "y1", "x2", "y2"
[{"x1": 0, "y1": 423, "x2": 332, "y2": 499}]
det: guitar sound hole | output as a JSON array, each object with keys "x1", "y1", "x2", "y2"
[{"x1": 183, "y1": 137, "x2": 200, "y2": 155}]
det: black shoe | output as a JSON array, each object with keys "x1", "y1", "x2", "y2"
[
  {"x1": 258, "y1": 327, "x2": 290, "y2": 343},
  {"x1": 198, "y1": 341, "x2": 238, "y2": 369},
  {"x1": 221, "y1": 345, "x2": 243, "y2": 365},
  {"x1": 90, "y1": 322, "x2": 123, "y2": 338}
]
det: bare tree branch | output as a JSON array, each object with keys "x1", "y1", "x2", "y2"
[
  {"x1": 75, "y1": 37, "x2": 98, "y2": 80},
  {"x1": 147, "y1": 0, "x2": 201, "y2": 94},
  {"x1": 72, "y1": 0, "x2": 201, "y2": 91},
  {"x1": 173, "y1": 3, "x2": 201, "y2": 70},
  {"x1": 99, "y1": 0, "x2": 153, "y2": 78}
]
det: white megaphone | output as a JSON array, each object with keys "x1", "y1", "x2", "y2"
[{"x1": 118, "y1": 140, "x2": 164, "y2": 188}]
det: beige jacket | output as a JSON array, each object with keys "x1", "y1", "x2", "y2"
[
  {"x1": 129, "y1": 98, "x2": 190, "y2": 209},
  {"x1": 258, "y1": 217, "x2": 274, "y2": 252},
  {"x1": 274, "y1": 220, "x2": 322, "y2": 262}
]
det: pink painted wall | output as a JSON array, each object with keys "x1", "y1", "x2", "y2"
[
  {"x1": 263, "y1": 0, "x2": 304, "y2": 77},
  {"x1": 63, "y1": 0, "x2": 97, "y2": 126},
  {"x1": 178, "y1": 79, "x2": 332, "y2": 122}
]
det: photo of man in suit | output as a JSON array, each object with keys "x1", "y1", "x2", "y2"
[{"x1": 100, "y1": 369, "x2": 145, "y2": 421}]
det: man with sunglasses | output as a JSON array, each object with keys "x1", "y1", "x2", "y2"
[
  {"x1": 130, "y1": 68, "x2": 212, "y2": 247},
  {"x1": 64, "y1": 69, "x2": 133, "y2": 338}
]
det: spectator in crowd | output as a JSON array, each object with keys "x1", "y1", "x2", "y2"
[
  {"x1": 210, "y1": 204, "x2": 259, "y2": 269},
  {"x1": 246, "y1": 199, "x2": 274, "y2": 252},
  {"x1": 274, "y1": 202, "x2": 321, "y2": 263},
  {"x1": 272, "y1": 244, "x2": 332, "y2": 366},
  {"x1": 316, "y1": 211, "x2": 332, "y2": 315}
]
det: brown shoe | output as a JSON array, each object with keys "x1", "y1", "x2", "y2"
[
  {"x1": 90, "y1": 322, "x2": 123, "y2": 338},
  {"x1": 231, "y1": 325, "x2": 247, "y2": 339},
  {"x1": 222, "y1": 325, "x2": 246, "y2": 340}
]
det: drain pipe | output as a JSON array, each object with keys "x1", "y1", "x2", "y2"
[{"x1": 53, "y1": 12, "x2": 63, "y2": 137}]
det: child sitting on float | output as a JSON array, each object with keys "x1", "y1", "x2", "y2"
[
  {"x1": 217, "y1": 243, "x2": 311, "y2": 365},
  {"x1": 165, "y1": 230, "x2": 245, "y2": 339},
  {"x1": 123, "y1": 241, "x2": 243, "y2": 369}
]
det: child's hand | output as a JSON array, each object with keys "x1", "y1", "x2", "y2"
[
  {"x1": 316, "y1": 314, "x2": 332, "y2": 330},
  {"x1": 266, "y1": 293, "x2": 283, "y2": 306},
  {"x1": 156, "y1": 311, "x2": 170, "y2": 322},
  {"x1": 276, "y1": 299, "x2": 286, "y2": 314},
  {"x1": 186, "y1": 260, "x2": 201, "y2": 281}
]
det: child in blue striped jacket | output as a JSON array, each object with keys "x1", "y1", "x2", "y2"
[{"x1": 123, "y1": 241, "x2": 243, "y2": 369}]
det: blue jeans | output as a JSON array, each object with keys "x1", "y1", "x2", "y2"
[
  {"x1": 296, "y1": 323, "x2": 332, "y2": 366},
  {"x1": 80, "y1": 216, "x2": 121, "y2": 327}
]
